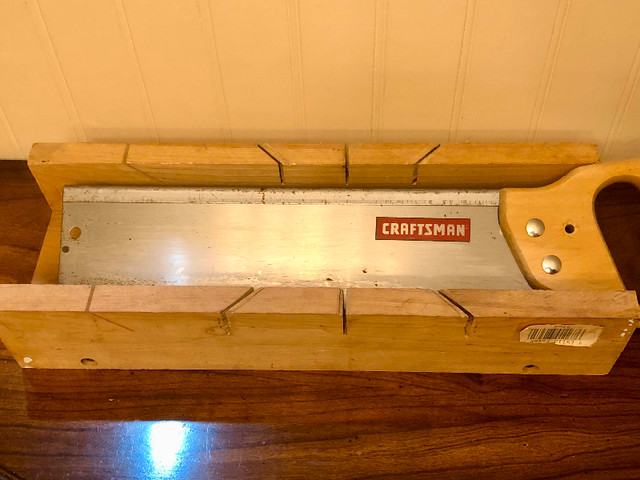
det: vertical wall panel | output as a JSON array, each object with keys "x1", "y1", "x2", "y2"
[
  {"x1": 37, "y1": 0, "x2": 156, "y2": 141},
  {"x1": 0, "y1": 1, "x2": 639, "y2": 160},
  {"x1": 0, "y1": 107, "x2": 22, "y2": 160},
  {"x1": 535, "y1": 0, "x2": 640, "y2": 146},
  {"x1": 380, "y1": 0, "x2": 467, "y2": 142},
  {"x1": 298, "y1": 0, "x2": 376, "y2": 142},
  {"x1": 123, "y1": 0, "x2": 229, "y2": 141},
  {"x1": 607, "y1": 82, "x2": 640, "y2": 162},
  {"x1": 0, "y1": 0, "x2": 78, "y2": 159},
  {"x1": 208, "y1": 0, "x2": 296, "y2": 141},
  {"x1": 456, "y1": 0, "x2": 560, "y2": 141}
]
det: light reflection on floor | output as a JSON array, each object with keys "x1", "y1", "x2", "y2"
[{"x1": 146, "y1": 421, "x2": 191, "y2": 477}]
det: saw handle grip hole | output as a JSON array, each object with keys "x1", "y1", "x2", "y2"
[{"x1": 69, "y1": 226, "x2": 82, "y2": 240}]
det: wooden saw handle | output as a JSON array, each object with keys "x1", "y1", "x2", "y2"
[{"x1": 499, "y1": 159, "x2": 640, "y2": 290}]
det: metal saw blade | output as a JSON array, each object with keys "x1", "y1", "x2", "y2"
[{"x1": 59, "y1": 186, "x2": 530, "y2": 290}]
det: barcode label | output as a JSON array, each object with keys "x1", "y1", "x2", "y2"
[{"x1": 520, "y1": 324, "x2": 603, "y2": 347}]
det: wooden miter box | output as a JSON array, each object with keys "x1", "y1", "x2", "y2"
[{"x1": 0, "y1": 142, "x2": 638, "y2": 374}]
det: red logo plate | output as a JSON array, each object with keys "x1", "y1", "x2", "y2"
[{"x1": 376, "y1": 217, "x2": 471, "y2": 242}]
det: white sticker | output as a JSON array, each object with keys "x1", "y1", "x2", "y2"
[{"x1": 520, "y1": 324, "x2": 603, "y2": 347}]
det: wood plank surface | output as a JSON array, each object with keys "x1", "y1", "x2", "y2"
[
  {"x1": 125, "y1": 143, "x2": 282, "y2": 186},
  {"x1": 416, "y1": 143, "x2": 599, "y2": 188},
  {"x1": 0, "y1": 160, "x2": 639, "y2": 478},
  {"x1": 347, "y1": 143, "x2": 438, "y2": 186},
  {"x1": 261, "y1": 143, "x2": 346, "y2": 186},
  {"x1": 2, "y1": 283, "x2": 636, "y2": 374},
  {"x1": 28, "y1": 143, "x2": 157, "y2": 210}
]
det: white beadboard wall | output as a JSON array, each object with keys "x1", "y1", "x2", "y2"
[{"x1": 0, "y1": 0, "x2": 638, "y2": 160}]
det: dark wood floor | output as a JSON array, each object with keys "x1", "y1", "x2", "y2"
[{"x1": 0, "y1": 160, "x2": 638, "y2": 480}]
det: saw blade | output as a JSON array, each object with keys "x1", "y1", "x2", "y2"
[{"x1": 59, "y1": 186, "x2": 530, "y2": 290}]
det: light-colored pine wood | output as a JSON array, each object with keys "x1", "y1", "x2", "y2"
[
  {"x1": 226, "y1": 287, "x2": 344, "y2": 340},
  {"x1": 31, "y1": 210, "x2": 61, "y2": 285},
  {"x1": 347, "y1": 143, "x2": 439, "y2": 186},
  {"x1": 125, "y1": 143, "x2": 282, "y2": 186},
  {"x1": 416, "y1": 143, "x2": 600, "y2": 188},
  {"x1": 28, "y1": 143, "x2": 156, "y2": 210},
  {"x1": 441, "y1": 290, "x2": 640, "y2": 375},
  {"x1": 0, "y1": 284, "x2": 90, "y2": 311},
  {"x1": 0, "y1": 286, "x2": 636, "y2": 373},
  {"x1": 0, "y1": 285, "x2": 254, "y2": 369},
  {"x1": 346, "y1": 288, "x2": 467, "y2": 339},
  {"x1": 499, "y1": 159, "x2": 640, "y2": 290},
  {"x1": 90, "y1": 285, "x2": 252, "y2": 313},
  {"x1": 261, "y1": 143, "x2": 346, "y2": 186},
  {"x1": 89, "y1": 285, "x2": 253, "y2": 338}
]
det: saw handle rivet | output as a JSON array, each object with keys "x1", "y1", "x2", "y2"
[
  {"x1": 61, "y1": 246, "x2": 70, "y2": 253},
  {"x1": 69, "y1": 226, "x2": 82, "y2": 240},
  {"x1": 526, "y1": 218, "x2": 545, "y2": 237},
  {"x1": 542, "y1": 255, "x2": 562, "y2": 275}
]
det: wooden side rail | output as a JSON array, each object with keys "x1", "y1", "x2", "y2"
[{"x1": 0, "y1": 285, "x2": 637, "y2": 374}]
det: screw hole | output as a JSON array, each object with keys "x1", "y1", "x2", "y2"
[
  {"x1": 69, "y1": 226, "x2": 82, "y2": 239},
  {"x1": 61, "y1": 246, "x2": 70, "y2": 253},
  {"x1": 522, "y1": 364, "x2": 539, "y2": 373},
  {"x1": 564, "y1": 224, "x2": 575, "y2": 234},
  {"x1": 81, "y1": 357, "x2": 97, "y2": 366}
]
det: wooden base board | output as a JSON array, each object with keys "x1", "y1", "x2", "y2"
[{"x1": 0, "y1": 285, "x2": 637, "y2": 374}]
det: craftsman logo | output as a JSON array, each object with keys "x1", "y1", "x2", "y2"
[{"x1": 376, "y1": 217, "x2": 471, "y2": 242}]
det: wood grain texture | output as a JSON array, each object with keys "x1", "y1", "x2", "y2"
[
  {"x1": 0, "y1": 162, "x2": 50, "y2": 284},
  {"x1": 0, "y1": 161, "x2": 639, "y2": 478},
  {"x1": 125, "y1": 143, "x2": 282, "y2": 185},
  {"x1": 30, "y1": 209, "x2": 61, "y2": 284},
  {"x1": 346, "y1": 288, "x2": 467, "y2": 338},
  {"x1": 443, "y1": 289, "x2": 639, "y2": 375},
  {"x1": 1, "y1": 284, "x2": 636, "y2": 374},
  {"x1": 261, "y1": 143, "x2": 346, "y2": 186},
  {"x1": 500, "y1": 159, "x2": 640, "y2": 290},
  {"x1": 347, "y1": 143, "x2": 438, "y2": 186},
  {"x1": 416, "y1": 142, "x2": 600, "y2": 188},
  {"x1": 28, "y1": 142, "x2": 156, "y2": 210}
]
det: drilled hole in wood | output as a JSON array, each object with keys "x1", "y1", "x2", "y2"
[
  {"x1": 564, "y1": 224, "x2": 575, "y2": 234},
  {"x1": 522, "y1": 364, "x2": 539, "y2": 373},
  {"x1": 69, "y1": 226, "x2": 82, "y2": 239},
  {"x1": 81, "y1": 358, "x2": 97, "y2": 366}
]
